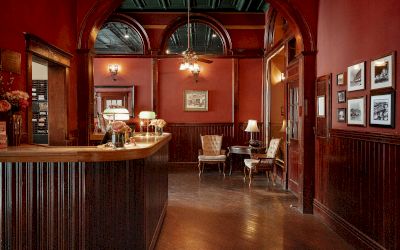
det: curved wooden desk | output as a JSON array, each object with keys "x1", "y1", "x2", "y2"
[{"x1": 0, "y1": 134, "x2": 171, "y2": 250}]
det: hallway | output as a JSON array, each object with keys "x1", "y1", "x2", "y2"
[{"x1": 156, "y1": 170, "x2": 353, "y2": 250}]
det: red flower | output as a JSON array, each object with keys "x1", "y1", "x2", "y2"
[{"x1": 0, "y1": 100, "x2": 11, "y2": 112}]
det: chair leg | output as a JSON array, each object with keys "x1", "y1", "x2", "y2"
[
  {"x1": 222, "y1": 162, "x2": 226, "y2": 177},
  {"x1": 248, "y1": 168, "x2": 253, "y2": 186},
  {"x1": 218, "y1": 163, "x2": 221, "y2": 173},
  {"x1": 198, "y1": 162, "x2": 202, "y2": 176},
  {"x1": 243, "y1": 167, "x2": 247, "y2": 181},
  {"x1": 272, "y1": 165, "x2": 277, "y2": 186}
]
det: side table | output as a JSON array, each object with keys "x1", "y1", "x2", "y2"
[{"x1": 227, "y1": 146, "x2": 266, "y2": 175}]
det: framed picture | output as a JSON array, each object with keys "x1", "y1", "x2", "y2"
[
  {"x1": 337, "y1": 90, "x2": 346, "y2": 103},
  {"x1": 347, "y1": 62, "x2": 365, "y2": 92},
  {"x1": 317, "y1": 95, "x2": 325, "y2": 117},
  {"x1": 184, "y1": 90, "x2": 208, "y2": 111},
  {"x1": 347, "y1": 96, "x2": 366, "y2": 126},
  {"x1": 336, "y1": 73, "x2": 345, "y2": 86},
  {"x1": 371, "y1": 52, "x2": 395, "y2": 90},
  {"x1": 369, "y1": 92, "x2": 395, "y2": 128},
  {"x1": 337, "y1": 108, "x2": 346, "y2": 123}
]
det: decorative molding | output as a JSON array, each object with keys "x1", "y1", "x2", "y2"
[
  {"x1": 314, "y1": 200, "x2": 385, "y2": 250},
  {"x1": 330, "y1": 129, "x2": 400, "y2": 145}
]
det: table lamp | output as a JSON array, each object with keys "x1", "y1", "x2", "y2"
[
  {"x1": 245, "y1": 119, "x2": 259, "y2": 146},
  {"x1": 139, "y1": 111, "x2": 156, "y2": 136}
]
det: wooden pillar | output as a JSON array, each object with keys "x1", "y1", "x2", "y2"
[
  {"x1": 151, "y1": 58, "x2": 159, "y2": 114},
  {"x1": 232, "y1": 58, "x2": 239, "y2": 143},
  {"x1": 297, "y1": 51, "x2": 316, "y2": 213}
]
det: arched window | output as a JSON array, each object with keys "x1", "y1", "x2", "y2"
[
  {"x1": 166, "y1": 22, "x2": 225, "y2": 55},
  {"x1": 94, "y1": 21, "x2": 144, "y2": 54}
]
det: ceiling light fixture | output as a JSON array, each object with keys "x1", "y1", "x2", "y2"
[{"x1": 179, "y1": 0, "x2": 200, "y2": 82}]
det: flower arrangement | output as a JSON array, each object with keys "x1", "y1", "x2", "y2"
[
  {"x1": 150, "y1": 119, "x2": 167, "y2": 128},
  {"x1": 0, "y1": 90, "x2": 30, "y2": 113},
  {"x1": 111, "y1": 121, "x2": 132, "y2": 133}
]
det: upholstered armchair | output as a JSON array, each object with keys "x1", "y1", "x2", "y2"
[
  {"x1": 198, "y1": 135, "x2": 227, "y2": 176},
  {"x1": 243, "y1": 138, "x2": 281, "y2": 186}
]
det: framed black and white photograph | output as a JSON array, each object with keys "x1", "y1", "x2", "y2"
[
  {"x1": 317, "y1": 95, "x2": 325, "y2": 117},
  {"x1": 184, "y1": 90, "x2": 208, "y2": 111},
  {"x1": 347, "y1": 96, "x2": 366, "y2": 126},
  {"x1": 337, "y1": 108, "x2": 346, "y2": 123},
  {"x1": 347, "y1": 62, "x2": 365, "y2": 92},
  {"x1": 371, "y1": 52, "x2": 395, "y2": 90},
  {"x1": 337, "y1": 90, "x2": 346, "y2": 103},
  {"x1": 369, "y1": 92, "x2": 395, "y2": 128},
  {"x1": 336, "y1": 73, "x2": 345, "y2": 86}
]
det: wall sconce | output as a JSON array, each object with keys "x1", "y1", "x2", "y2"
[
  {"x1": 108, "y1": 64, "x2": 119, "y2": 81},
  {"x1": 280, "y1": 72, "x2": 286, "y2": 82}
]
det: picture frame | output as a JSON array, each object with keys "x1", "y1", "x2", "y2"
[
  {"x1": 336, "y1": 72, "x2": 345, "y2": 86},
  {"x1": 347, "y1": 96, "x2": 366, "y2": 126},
  {"x1": 317, "y1": 95, "x2": 325, "y2": 117},
  {"x1": 184, "y1": 90, "x2": 208, "y2": 111},
  {"x1": 369, "y1": 92, "x2": 395, "y2": 128},
  {"x1": 371, "y1": 52, "x2": 396, "y2": 90},
  {"x1": 337, "y1": 108, "x2": 346, "y2": 123},
  {"x1": 337, "y1": 90, "x2": 346, "y2": 103},
  {"x1": 347, "y1": 61, "x2": 365, "y2": 92}
]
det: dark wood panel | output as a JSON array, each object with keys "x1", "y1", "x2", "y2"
[
  {"x1": 315, "y1": 129, "x2": 400, "y2": 249},
  {"x1": 0, "y1": 144, "x2": 168, "y2": 249},
  {"x1": 165, "y1": 123, "x2": 265, "y2": 163}
]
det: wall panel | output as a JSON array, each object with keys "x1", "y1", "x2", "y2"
[{"x1": 315, "y1": 129, "x2": 400, "y2": 249}]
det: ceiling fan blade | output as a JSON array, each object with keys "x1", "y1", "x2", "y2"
[{"x1": 198, "y1": 57, "x2": 213, "y2": 64}]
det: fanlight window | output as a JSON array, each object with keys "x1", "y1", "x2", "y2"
[
  {"x1": 94, "y1": 22, "x2": 144, "y2": 54},
  {"x1": 166, "y1": 22, "x2": 223, "y2": 55}
]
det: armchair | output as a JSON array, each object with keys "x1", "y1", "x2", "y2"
[
  {"x1": 198, "y1": 135, "x2": 227, "y2": 176},
  {"x1": 243, "y1": 138, "x2": 281, "y2": 186}
]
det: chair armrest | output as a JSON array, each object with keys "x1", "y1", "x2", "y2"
[{"x1": 198, "y1": 149, "x2": 203, "y2": 155}]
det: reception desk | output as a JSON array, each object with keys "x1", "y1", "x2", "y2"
[{"x1": 0, "y1": 134, "x2": 171, "y2": 250}]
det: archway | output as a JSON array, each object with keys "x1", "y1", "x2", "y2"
[{"x1": 76, "y1": 0, "x2": 316, "y2": 213}]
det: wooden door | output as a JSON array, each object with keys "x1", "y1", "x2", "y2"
[{"x1": 286, "y1": 64, "x2": 300, "y2": 194}]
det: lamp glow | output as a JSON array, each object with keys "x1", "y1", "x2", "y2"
[{"x1": 245, "y1": 120, "x2": 260, "y2": 146}]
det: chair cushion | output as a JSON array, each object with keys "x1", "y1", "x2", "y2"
[
  {"x1": 266, "y1": 138, "x2": 281, "y2": 158},
  {"x1": 244, "y1": 159, "x2": 258, "y2": 168},
  {"x1": 198, "y1": 155, "x2": 226, "y2": 161},
  {"x1": 201, "y1": 135, "x2": 223, "y2": 156}
]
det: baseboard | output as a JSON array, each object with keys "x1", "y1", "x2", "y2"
[
  {"x1": 149, "y1": 201, "x2": 168, "y2": 250},
  {"x1": 167, "y1": 162, "x2": 197, "y2": 171},
  {"x1": 313, "y1": 199, "x2": 384, "y2": 250}
]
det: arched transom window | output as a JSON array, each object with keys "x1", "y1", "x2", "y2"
[{"x1": 94, "y1": 22, "x2": 144, "y2": 54}]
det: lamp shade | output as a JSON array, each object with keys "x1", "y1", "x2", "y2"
[
  {"x1": 103, "y1": 108, "x2": 130, "y2": 121},
  {"x1": 138, "y1": 111, "x2": 156, "y2": 119},
  {"x1": 245, "y1": 120, "x2": 260, "y2": 132}
]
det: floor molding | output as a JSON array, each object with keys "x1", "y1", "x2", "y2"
[{"x1": 313, "y1": 199, "x2": 384, "y2": 250}]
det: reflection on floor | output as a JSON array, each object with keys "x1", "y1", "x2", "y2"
[{"x1": 155, "y1": 169, "x2": 354, "y2": 250}]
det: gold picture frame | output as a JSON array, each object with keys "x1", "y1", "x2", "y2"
[{"x1": 184, "y1": 90, "x2": 208, "y2": 111}]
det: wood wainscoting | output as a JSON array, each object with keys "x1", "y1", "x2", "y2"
[
  {"x1": 315, "y1": 129, "x2": 400, "y2": 249},
  {"x1": 165, "y1": 123, "x2": 265, "y2": 164}
]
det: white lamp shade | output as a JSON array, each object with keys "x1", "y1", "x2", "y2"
[
  {"x1": 103, "y1": 108, "x2": 130, "y2": 121},
  {"x1": 245, "y1": 120, "x2": 259, "y2": 132},
  {"x1": 139, "y1": 111, "x2": 156, "y2": 119}
]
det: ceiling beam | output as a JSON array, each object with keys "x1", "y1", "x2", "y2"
[
  {"x1": 236, "y1": 0, "x2": 245, "y2": 11},
  {"x1": 108, "y1": 23, "x2": 139, "y2": 52},
  {"x1": 256, "y1": 0, "x2": 264, "y2": 11},
  {"x1": 159, "y1": 0, "x2": 168, "y2": 9},
  {"x1": 133, "y1": 0, "x2": 144, "y2": 9}
]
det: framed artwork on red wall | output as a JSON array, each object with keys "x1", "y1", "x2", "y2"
[
  {"x1": 336, "y1": 72, "x2": 345, "y2": 86},
  {"x1": 371, "y1": 52, "x2": 396, "y2": 90},
  {"x1": 369, "y1": 92, "x2": 395, "y2": 128},
  {"x1": 347, "y1": 96, "x2": 366, "y2": 126},
  {"x1": 184, "y1": 90, "x2": 208, "y2": 111},
  {"x1": 347, "y1": 62, "x2": 365, "y2": 92}
]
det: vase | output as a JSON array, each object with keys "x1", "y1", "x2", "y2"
[
  {"x1": 4, "y1": 112, "x2": 22, "y2": 146},
  {"x1": 112, "y1": 131, "x2": 125, "y2": 148},
  {"x1": 155, "y1": 126, "x2": 163, "y2": 136}
]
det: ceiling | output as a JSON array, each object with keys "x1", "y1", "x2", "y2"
[
  {"x1": 118, "y1": 0, "x2": 269, "y2": 12},
  {"x1": 94, "y1": 0, "x2": 269, "y2": 54}
]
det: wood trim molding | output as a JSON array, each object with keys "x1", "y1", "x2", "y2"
[
  {"x1": 25, "y1": 33, "x2": 72, "y2": 67},
  {"x1": 314, "y1": 199, "x2": 385, "y2": 250},
  {"x1": 330, "y1": 129, "x2": 400, "y2": 145}
]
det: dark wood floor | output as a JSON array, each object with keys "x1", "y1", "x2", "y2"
[{"x1": 155, "y1": 168, "x2": 353, "y2": 250}]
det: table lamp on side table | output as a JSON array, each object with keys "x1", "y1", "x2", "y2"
[
  {"x1": 139, "y1": 111, "x2": 156, "y2": 136},
  {"x1": 245, "y1": 119, "x2": 260, "y2": 147}
]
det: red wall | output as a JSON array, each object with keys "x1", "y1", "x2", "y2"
[
  {"x1": 93, "y1": 58, "x2": 152, "y2": 115},
  {"x1": 238, "y1": 59, "x2": 263, "y2": 122},
  {"x1": 317, "y1": 0, "x2": 400, "y2": 134},
  {"x1": 0, "y1": 0, "x2": 78, "y2": 130},
  {"x1": 158, "y1": 58, "x2": 233, "y2": 123}
]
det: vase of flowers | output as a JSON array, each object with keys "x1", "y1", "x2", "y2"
[
  {"x1": 0, "y1": 90, "x2": 29, "y2": 146},
  {"x1": 150, "y1": 119, "x2": 166, "y2": 136},
  {"x1": 110, "y1": 121, "x2": 131, "y2": 148}
]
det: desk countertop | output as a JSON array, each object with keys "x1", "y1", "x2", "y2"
[{"x1": 0, "y1": 133, "x2": 171, "y2": 162}]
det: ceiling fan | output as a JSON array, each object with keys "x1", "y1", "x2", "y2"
[{"x1": 179, "y1": 0, "x2": 213, "y2": 78}]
